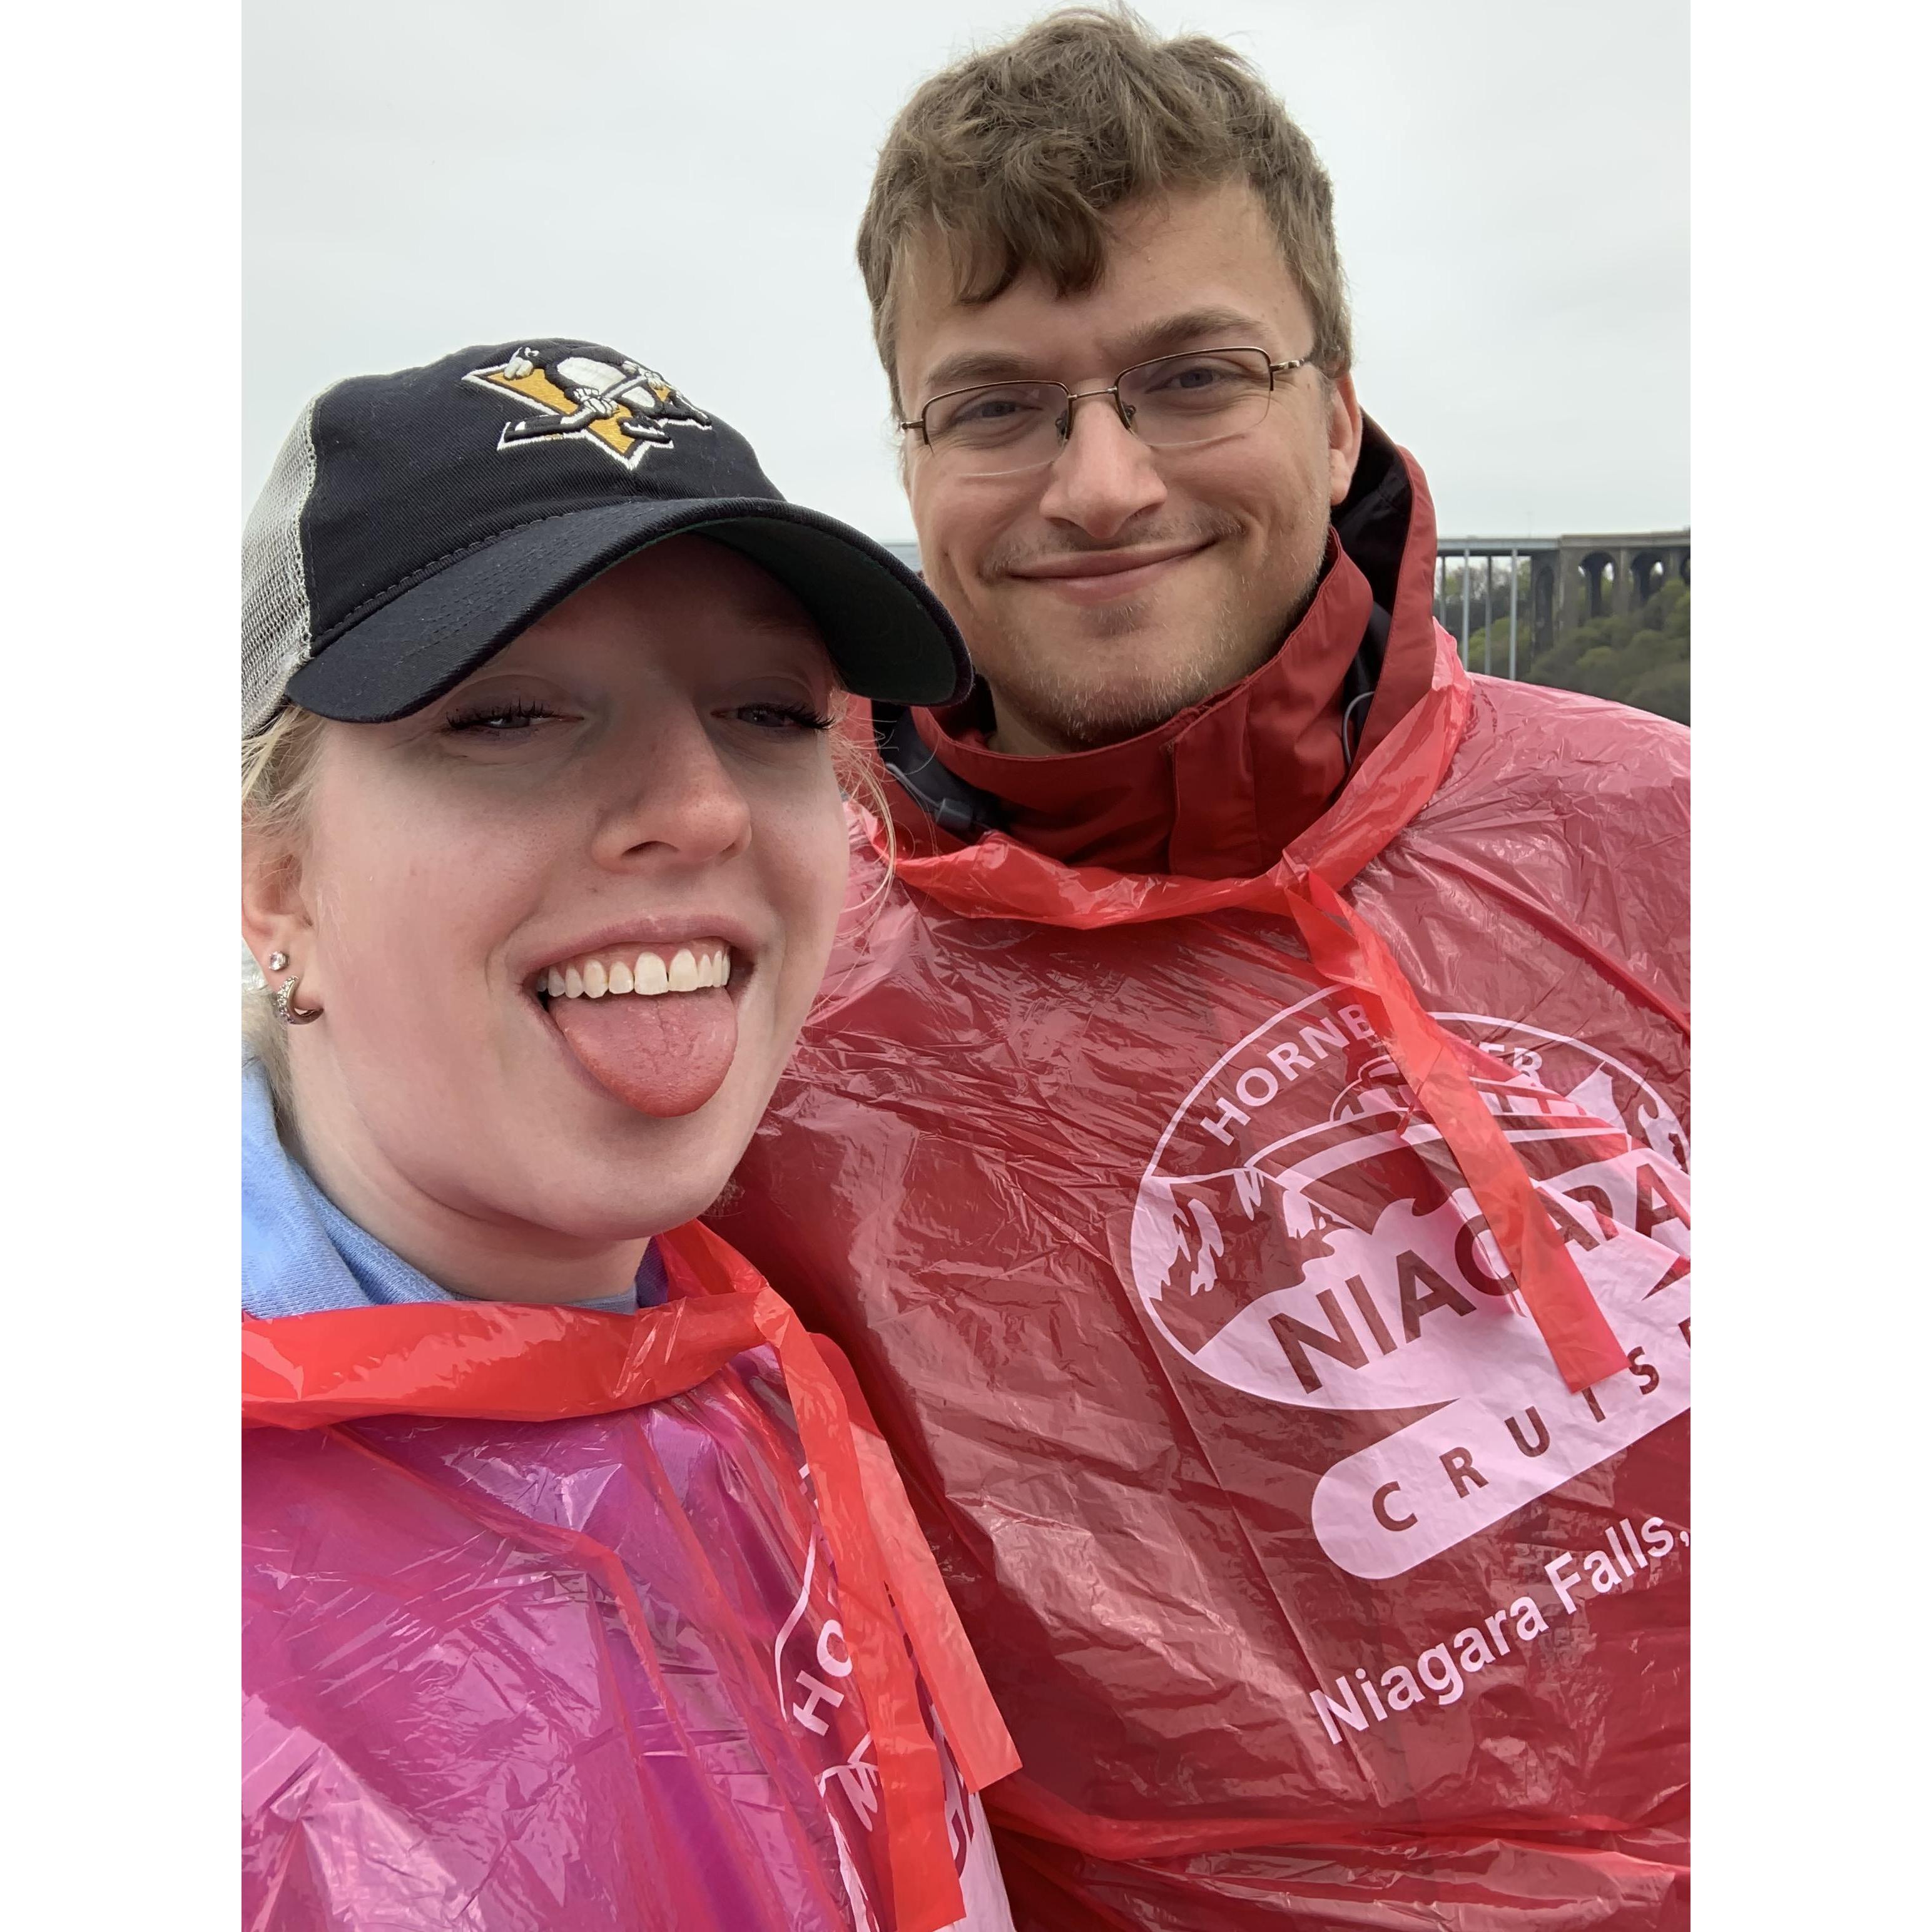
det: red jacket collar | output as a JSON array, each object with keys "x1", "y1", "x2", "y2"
[{"x1": 907, "y1": 425, "x2": 1445, "y2": 882}]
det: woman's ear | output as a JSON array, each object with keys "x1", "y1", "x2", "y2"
[{"x1": 242, "y1": 826, "x2": 315, "y2": 990}]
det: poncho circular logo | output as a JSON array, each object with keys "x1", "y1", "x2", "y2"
[{"x1": 1130, "y1": 990, "x2": 1691, "y2": 1579}]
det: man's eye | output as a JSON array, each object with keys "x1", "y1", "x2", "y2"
[
  {"x1": 937, "y1": 388, "x2": 1047, "y2": 436},
  {"x1": 1154, "y1": 360, "x2": 1238, "y2": 391},
  {"x1": 958, "y1": 395, "x2": 1028, "y2": 422}
]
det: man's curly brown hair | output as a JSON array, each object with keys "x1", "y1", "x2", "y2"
[{"x1": 857, "y1": 6, "x2": 1353, "y2": 417}]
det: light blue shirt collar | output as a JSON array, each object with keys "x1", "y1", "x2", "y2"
[{"x1": 243, "y1": 1054, "x2": 660, "y2": 1319}]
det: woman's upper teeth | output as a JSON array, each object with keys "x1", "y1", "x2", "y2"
[{"x1": 543, "y1": 943, "x2": 732, "y2": 999}]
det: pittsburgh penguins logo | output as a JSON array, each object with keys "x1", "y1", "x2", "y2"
[{"x1": 465, "y1": 347, "x2": 713, "y2": 469}]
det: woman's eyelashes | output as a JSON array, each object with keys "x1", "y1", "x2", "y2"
[
  {"x1": 442, "y1": 698, "x2": 567, "y2": 735},
  {"x1": 434, "y1": 690, "x2": 832, "y2": 743},
  {"x1": 730, "y1": 700, "x2": 833, "y2": 733}
]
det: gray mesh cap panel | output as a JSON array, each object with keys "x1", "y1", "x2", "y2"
[{"x1": 242, "y1": 399, "x2": 322, "y2": 734}]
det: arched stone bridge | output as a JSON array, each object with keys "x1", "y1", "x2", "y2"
[{"x1": 1433, "y1": 530, "x2": 1690, "y2": 674}]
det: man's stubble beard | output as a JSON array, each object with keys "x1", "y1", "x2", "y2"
[{"x1": 979, "y1": 547, "x2": 1325, "y2": 753}]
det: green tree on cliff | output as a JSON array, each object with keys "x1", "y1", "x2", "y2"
[{"x1": 1457, "y1": 574, "x2": 1690, "y2": 726}]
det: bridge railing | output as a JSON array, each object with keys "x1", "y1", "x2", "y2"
[{"x1": 1433, "y1": 540, "x2": 1550, "y2": 678}]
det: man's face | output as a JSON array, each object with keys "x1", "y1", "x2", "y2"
[{"x1": 894, "y1": 181, "x2": 1363, "y2": 755}]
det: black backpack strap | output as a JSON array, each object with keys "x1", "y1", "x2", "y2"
[
  {"x1": 1340, "y1": 603, "x2": 1391, "y2": 769},
  {"x1": 872, "y1": 701, "x2": 1008, "y2": 841}
]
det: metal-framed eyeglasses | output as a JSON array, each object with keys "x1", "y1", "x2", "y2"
[{"x1": 898, "y1": 345, "x2": 1310, "y2": 480}]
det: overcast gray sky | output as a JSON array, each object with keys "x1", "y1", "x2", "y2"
[{"x1": 244, "y1": 0, "x2": 1687, "y2": 542}]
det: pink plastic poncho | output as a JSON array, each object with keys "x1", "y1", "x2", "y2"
[{"x1": 243, "y1": 1219, "x2": 1020, "y2": 1932}]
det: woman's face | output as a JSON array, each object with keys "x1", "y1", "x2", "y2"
[{"x1": 254, "y1": 536, "x2": 850, "y2": 1261}]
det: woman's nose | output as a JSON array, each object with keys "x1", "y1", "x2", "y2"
[{"x1": 591, "y1": 711, "x2": 752, "y2": 868}]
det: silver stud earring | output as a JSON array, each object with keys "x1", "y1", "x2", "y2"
[{"x1": 267, "y1": 951, "x2": 288, "y2": 974}]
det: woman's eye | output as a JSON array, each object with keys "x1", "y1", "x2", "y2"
[
  {"x1": 442, "y1": 701, "x2": 559, "y2": 735},
  {"x1": 733, "y1": 701, "x2": 833, "y2": 733}
]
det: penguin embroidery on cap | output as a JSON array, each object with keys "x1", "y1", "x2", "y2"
[{"x1": 465, "y1": 347, "x2": 713, "y2": 469}]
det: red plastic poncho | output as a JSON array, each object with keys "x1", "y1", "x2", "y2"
[
  {"x1": 716, "y1": 434, "x2": 1690, "y2": 1929},
  {"x1": 243, "y1": 1220, "x2": 1020, "y2": 1932}
]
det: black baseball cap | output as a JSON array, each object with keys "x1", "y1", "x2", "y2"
[{"x1": 242, "y1": 338, "x2": 968, "y2": 731}]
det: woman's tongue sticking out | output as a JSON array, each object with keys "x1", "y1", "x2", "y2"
[{"x1": 546, "y1": 948, "x2": 739, "y2": 1117}]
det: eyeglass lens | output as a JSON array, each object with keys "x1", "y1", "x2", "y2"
[{"x1": 921, "y1": 348, "x2": 1279, "y2": 477}]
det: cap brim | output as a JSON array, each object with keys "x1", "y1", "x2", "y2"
[{"x1": 284, "y1": 496, "x2": 968, "y2": 723}]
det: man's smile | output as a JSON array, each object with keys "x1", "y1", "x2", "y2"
[{"x1": 1004, "y1": 537, "x2": 1215, "y2": 604}]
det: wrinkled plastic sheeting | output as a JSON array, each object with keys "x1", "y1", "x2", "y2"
[
  {"x1": 244, "y1": 1346, "x2": 975, "y2": 1931},
  {"x1": 995, "y1": 1828, "x2": 1692, "y2": 1931},
  {"x1": 718, "y1": 651, "x2": 1691, "y2": 1931}
]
